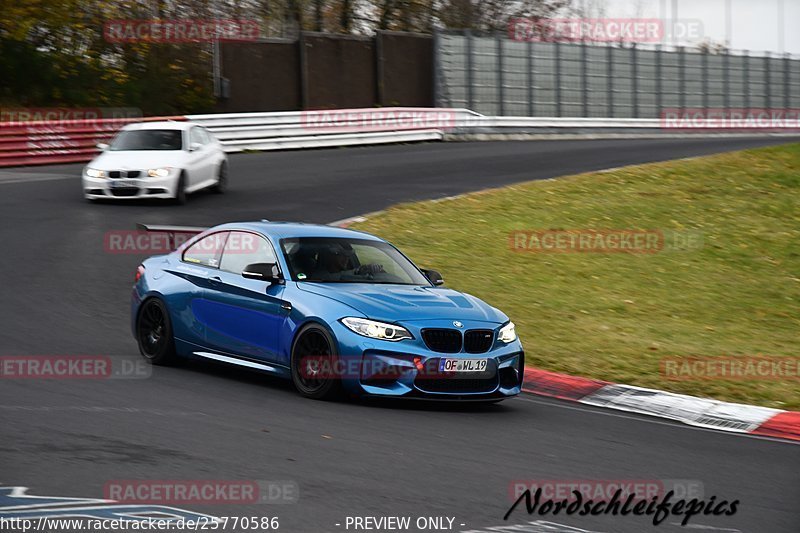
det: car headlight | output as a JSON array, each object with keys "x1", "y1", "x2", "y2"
[
  {"x1": 341, "y1": 317, "x2": 413, "y2": 341},
  {"x1": 147, "y1": 168, "x2": 171, "y2": 177},
  {"x1": 86, "y1": 168, "x2": 105, "y2": 178},
  {"x1": 498, "y1": 321, "x2": 517, "y2": 343}
]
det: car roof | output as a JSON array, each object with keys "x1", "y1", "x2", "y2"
[
  {"x1": 211, "y1": 221, "x2": 385, "y2": 242},
  {"x1": 120, "y1": 121, "x2": 196, "y2": 132}
]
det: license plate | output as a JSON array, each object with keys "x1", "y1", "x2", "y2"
[
  {"x1": 109, "y1": 180, "x2": 118, "y2": 188},
  {"x1": 439, "y1": 358, "x2": 487, "y2": 373}
]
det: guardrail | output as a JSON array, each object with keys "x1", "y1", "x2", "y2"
[
  {"x1": 1, "y1": 107, "x2": 795, "y2": 168},
  {"x1": 467, "y1": 117, "x2": 664, "y2": 129},
  {"x1": 185, "y1": 107, "x2": 477, "y2": 153},
  {"x1": 0, "y1": 116, "x2": 185, "y2": 168},
  {"x1": 0, "y1": 108, "x2": 467, "y2": 167}
]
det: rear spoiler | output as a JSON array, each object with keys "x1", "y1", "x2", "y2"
[{"x1": 136, "y1": 223, "x2": 208, "y2": 251}]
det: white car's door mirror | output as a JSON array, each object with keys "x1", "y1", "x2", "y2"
[
  {"x1": 189, "y1": 142, "x2": 202, "y2": 152},
  {"x1": 96, "y1": 142, "x2": 109, "y2": 151}
]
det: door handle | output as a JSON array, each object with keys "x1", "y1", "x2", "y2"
[
  {"x1": 280, "y1": 302, "x2": 292, "y2": 311},
  {"x1": 209, "y1": 276, "x2": 222, "y2": 285}
]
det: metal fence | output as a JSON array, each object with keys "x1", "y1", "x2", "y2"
[{"x1": 434, "y1": 31, "x2": 800, "y2": 118}]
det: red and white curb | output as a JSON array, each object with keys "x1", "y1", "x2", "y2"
[{"x1": 523, "y1": 368, "x2": 800, "y2": 442}]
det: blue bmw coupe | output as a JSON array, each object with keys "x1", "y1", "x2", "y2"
[{"x1": 132, "y1": 221, "x2": 524, "y2": 400}]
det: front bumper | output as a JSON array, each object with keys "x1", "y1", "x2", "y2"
[
  {"x1": 329, "y1": 319, "x2": 524, "y2": 400},
  {"x1": 82, "y1": 171, "x2": 179, "y2": 200}
]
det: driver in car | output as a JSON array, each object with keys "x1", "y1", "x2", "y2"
[
  {"x1": 311, "y1": 245, "x2": 385, "y2": 281},
  {"x1": 310, "y1": 245, "x2": 354, "y2": 280}
]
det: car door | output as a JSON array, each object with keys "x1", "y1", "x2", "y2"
[
  {"x1": 201, "y1": 231, "x2": 290, "y2": 363},
  {"x1": 199, "y1": 127, "x2": 223, "y2": 168},
  {"x1": 186, "y1": 126, "x2": 213, "y2": 186},
  {"x1": 167, "y1": 231, "x2": 230, "y2": 347}
]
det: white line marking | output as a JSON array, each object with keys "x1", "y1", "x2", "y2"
[{"x1": 0, "y1": 486, "x2": 114, "y2": 511}]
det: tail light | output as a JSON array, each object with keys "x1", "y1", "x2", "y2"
[{"x1": 134, "y1": 265, "x2": 145, "y2": 283}]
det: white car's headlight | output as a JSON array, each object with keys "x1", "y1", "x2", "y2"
[
  {"x1": 498, "y1": 321, "x2": 517, "y2": 343},
  {"x1": 147, "y1": 168, "x2": 172, "y2": 178},
  {"x1": 86, "y1": 168, "x2": 105, "y2": 178},
  {"x1": 341, "y1": 317, "x2": 413, "y2": 341}
]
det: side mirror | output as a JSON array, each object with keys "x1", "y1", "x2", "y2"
[
  {"x1": 96, "y1": 142, "x2": 109, "y2": 151},
  {"x1": 422, "y1": 269, "x2": 444, "y2": 286},
  {"x1": 189, "y1": 142, "x2": 202, "y2": 152},
  {"x1": 242, "y1": 263, "x2": 283, "y2": 284}
]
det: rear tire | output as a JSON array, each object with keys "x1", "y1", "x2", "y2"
[
  {"x1": 290, "y1": 324, "x2": 343, "y2": 400},
  {"x1": 136, "y1": 298, "x2": 177, "y2": 365}
]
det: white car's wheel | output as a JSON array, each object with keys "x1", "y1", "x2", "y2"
[
  {"x1": 212, "y1": 161, "x2": 227, "y2": 194},
  {"x1": 174, "y1": 172, "x2": 187, "y2": 205}
]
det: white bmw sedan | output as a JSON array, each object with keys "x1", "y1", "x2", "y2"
[{"x1": 82, "y1": 121, "x2": 228, "y2": 204}]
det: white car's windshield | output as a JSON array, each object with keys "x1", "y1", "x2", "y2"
[
  {"x1": 110, "y1": 130, "x2": 183, "y2": 151},
  {"x1": 281, "y1": 237, "x2": 431, "y2": 285}
]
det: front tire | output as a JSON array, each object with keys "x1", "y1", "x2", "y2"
[
  {"x1": 136, "y1": 298, "x2": 177, "y2": 365},
  {"x1": 291, "y1": 324, "x2": 342, "y2": 400},
  {"x1": 173, "y1": 172, "x2": 187, "y2": 205},
  {"x1": 212, "y1": 161, "x2": 227, "y2": 194}
]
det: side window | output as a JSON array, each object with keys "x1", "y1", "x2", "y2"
[
  {"x1": 182, "y1": 232, "x2": 228, "y2": 268},
  {"x1": 199, "y1": 127, "x2": 212, "y2": 144},
  {"x1": 220, "y1": 232, "x2": 278, "y2": 275},
  {"x1": 189, "y1": 127, "x2": 204, "y2": 147}
]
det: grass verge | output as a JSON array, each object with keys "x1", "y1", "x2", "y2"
[{"x1": 352, "y1": 144, "x2": 800, "y2": 409}]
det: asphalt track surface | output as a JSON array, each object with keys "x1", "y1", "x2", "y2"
[{"x1": 1, "y1": 138, "x2": 798, "y2": 533}]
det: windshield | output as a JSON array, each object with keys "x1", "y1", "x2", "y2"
[
  {"x1": 110, "y1": 129, "x2": 183, "y2": 151},
  {"x1": 281, "y1": 237, "x2": 430, "y2": 285}
]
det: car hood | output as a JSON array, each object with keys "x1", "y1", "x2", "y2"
[
  {"x1": 297, "y1": 283, "x2": 508, "y2": 324},
  {"x1": 89, "y1": 150, "x2": 186, "y2": 170}
]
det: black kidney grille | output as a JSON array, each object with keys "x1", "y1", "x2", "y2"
[
  {"x1": 464, "y1": 329, "x2": 494, "y2": 353},
  {"x1": 109, "y1": 170, "x2": 141, "y2": 179},
  {"x1": 421, "y1": 329, "x2": 462, "y2": 353}
]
